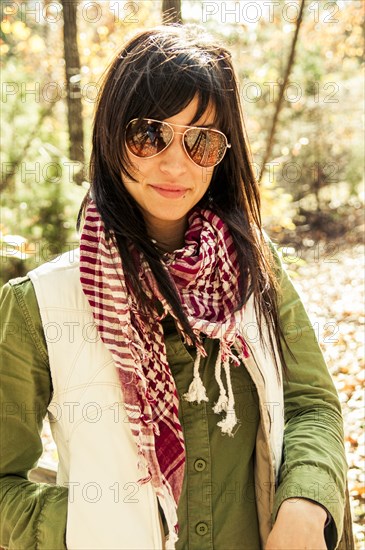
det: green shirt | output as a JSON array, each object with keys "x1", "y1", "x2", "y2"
[
  {"x1": 0, "y1": 254, "x2": 347, "y2": 549},
  {"x1": 163, "y1": 313, "x2": 260, "y2": 549}
]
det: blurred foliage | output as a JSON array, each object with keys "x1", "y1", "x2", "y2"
[
  {"x1": 0, "y1": 0, "x2": 364, "y2": 285},
  {"x1": 201, "y1": 0, "x2": 364, "y2": 238}
]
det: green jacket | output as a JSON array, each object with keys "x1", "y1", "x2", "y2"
[{"x1": 0, "y1": 246, "x2": 347, "y2": 549}]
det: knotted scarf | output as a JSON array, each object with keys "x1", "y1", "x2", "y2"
[{"x1": 79, "y1": 200, "x2": 249, "y2": 549}]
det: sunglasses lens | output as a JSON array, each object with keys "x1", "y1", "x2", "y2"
[
  {"x1": 126, "y1": 120, "x2": 173, "y2": 158},
  {"x1": 184, "y1": 129, "x2": 227, "y2": 167},
  {"x1": 126, "y1": 119, "x2": 228, "y2": 167}
]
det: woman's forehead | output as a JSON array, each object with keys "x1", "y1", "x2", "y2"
[
  {"x1": 185, "y1": 96, "x2": 218, "y2": 125},
  {"x1": 191, "y1": 103, "x2": 217, "y2": 126},
  {"x1": 151, "y1": 95, "x2": 214, "y2": 127}
]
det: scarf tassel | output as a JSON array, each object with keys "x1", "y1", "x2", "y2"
[
  {"x1": 183, "y1": 340, "x2": 240, "y2": 437},
  {"x1": 217, "y1": 409, "x2": 239, "y2": 436},
  {"x1": 183, "y1": 351, "x2": 209, "y2": 403},
  {"x1": 166, "y1": 531, "x2": 179, "y2": 550},
  {"x1": 213, "y1": 342, "x2": 239, "y2": 437},
  {"x1": 212, "y1": 346, "x2": 228, "y2": 414}
]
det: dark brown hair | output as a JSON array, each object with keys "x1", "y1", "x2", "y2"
[{"x1": 78, "y1": 24, "x2": 293, "y2": 375}]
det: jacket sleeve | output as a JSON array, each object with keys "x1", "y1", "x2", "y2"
[
  {"x1": 0, "y1": 278, "x2": 68, "y2": 550},
  {"x1": 269, "y1": 242, "x2": 347, "y2": 550}
]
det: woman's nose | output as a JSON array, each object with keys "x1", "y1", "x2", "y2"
[{"x1": 158, "y1": 133, "x2": 188, "y2": 175}]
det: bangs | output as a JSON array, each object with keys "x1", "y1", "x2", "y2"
[{"x1": 126, "y1": 48, "x2": 228, "y2": 130}]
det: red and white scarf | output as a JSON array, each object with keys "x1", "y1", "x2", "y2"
[{"x1": 79, "y1": 200, "x2": 249, "y2": 548}]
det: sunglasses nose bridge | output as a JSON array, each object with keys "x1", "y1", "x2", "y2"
[
  {"x1": 162, "y1": 125, "x2": 189, "y2": 156},
  {"x1": 166, "y1": 126, "x2": 184, "y2": 143}
]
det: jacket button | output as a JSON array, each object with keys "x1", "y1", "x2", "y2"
[
  {"x1": 194, "y1": 459, "x2": 207, "y2": 472},
  {"x1": 195, "y1": 522, "x2": 209, "y2": 536}
]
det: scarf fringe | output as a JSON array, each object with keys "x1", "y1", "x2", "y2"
[
  {"x1": 183, "y1": 351, "x2": 209, "y2": 403},
  {"x1": 212, "y1": 345, "x2": 228, "y2": 413},
  {"x1": 217, "y1": 410, "x2": 239, "y2": 436},
  {"x1": 212, "y1": 393, "x2": 228, "y2": 414},
  {"x1": 166, "y1": 531, "x2": 179, "y2": 550},
  {"x1": 217, "y1": 352, "x2": 238, "y2": 436},
  {"x1": 159, "y1": 487, "x2": 179, "y2": 550},
  {"x1": 183, "y1": 340, "x2": 240, "y2": 437}
]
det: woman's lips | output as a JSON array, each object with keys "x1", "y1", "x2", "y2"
[{"x1": 149, "y1": 185, "x2": 188, "y2": 199}]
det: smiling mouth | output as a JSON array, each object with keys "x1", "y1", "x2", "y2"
[{"x1": 149, "y1": 185, "x2": 188, "y2": 199}]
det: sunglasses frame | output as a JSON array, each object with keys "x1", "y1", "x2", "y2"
[{"x1": 125, "y1": 118, "x2": 231, "y2": 168}]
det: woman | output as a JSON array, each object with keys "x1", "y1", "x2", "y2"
[{"x1": 0, "y1": 24, "x2": 347, "y2": 550}]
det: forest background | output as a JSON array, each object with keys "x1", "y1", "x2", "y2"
[{"x1": 0, "y1": 0, "x2": 364, "y2": 547}]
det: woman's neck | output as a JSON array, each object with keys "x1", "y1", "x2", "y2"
[{"x1": 146, "y1": 216, "x2": 188, "y2": 253}]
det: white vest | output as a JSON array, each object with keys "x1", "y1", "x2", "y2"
[{"x1": 29, "y1": 248, "x2": 284, "y2": 549}]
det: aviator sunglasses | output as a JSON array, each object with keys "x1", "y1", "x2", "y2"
[{"x1": 125, "y1": 118, "x2": 231, "y2": 168}]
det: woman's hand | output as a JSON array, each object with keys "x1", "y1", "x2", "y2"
[{"x1": 265, "y1": 498, "x2": 327, "y2": 550}]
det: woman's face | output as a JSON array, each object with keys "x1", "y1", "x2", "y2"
[{"x1": 123, "y1": 96, "x2": 216, "y2": 247}]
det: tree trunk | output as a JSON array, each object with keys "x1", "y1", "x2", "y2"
[
  {"x1": 162, "y1": 0, "x2": 182, "y2": 24},
  {"x1": 258, "y1": 0, "x2": 306, "y2": 184},
  {"x1": 61, "y1": 0, "x2": 85, "y2": 185}
]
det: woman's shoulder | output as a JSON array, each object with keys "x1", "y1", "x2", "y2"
[
  {"x1": 5, "y1": 274, "x2": 38, "y2": 306},
  {"x1": 1, "y1": 274, "x2": 49, "y2": 365},
  {"x1": 1, "y1": 246, "x2": 84, "y2": 326},
  {"x1": 2, "y1": 248, "x2": 81, "y2": 298},
  {"x1": 28, "y1": 247, "x2": 80, "y2": 279},
  {"x1": 2, "y1": 274, "x2": 37, "y2": 313},
  {"x1": 26, "y1": 247, "x2": 87, "y2": 312}
]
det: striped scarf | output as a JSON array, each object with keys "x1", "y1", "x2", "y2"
[{"x1": 79, "y1": 200, "x2": 249, "y2": 549}]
